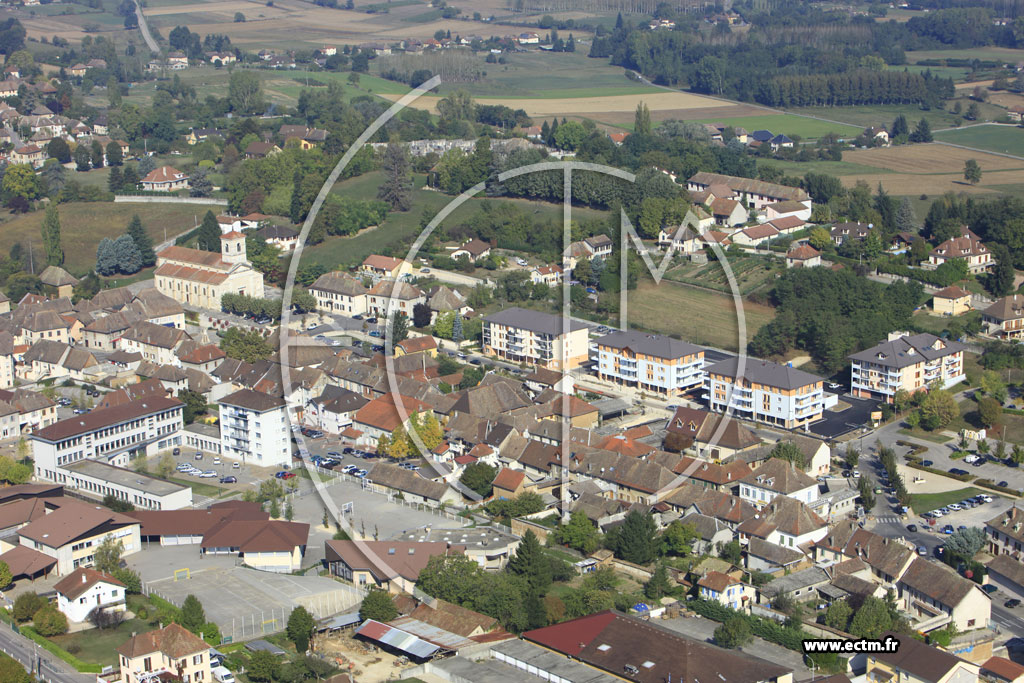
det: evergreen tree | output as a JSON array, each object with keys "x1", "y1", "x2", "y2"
[
  {"x1": 910, "y1": 118, "x2": 933, "y2": 143},
  {"x1": 644, "y1": 562, "x2": 671, "y2": 600},
  {"x1": 988, "y1": 245, "x2": 1016, "y2": 297},
  {"x1": 389, "y1": 313, "x2": 409, "y2": 345},
  {"x1": 608, "y1": 510, "x2": 659, "y2": 565},
  {"x1": 506, "y1": 530, "x2": 552, "y2": 594},
  {"x1": 122, "y1": 164, "x2": 139, "y2": 190},
  {"x1": 42, "y1": 162, "x2": 66, "y2": 195},
  {"x1": 285, "y1": 606, "x2": 315, "y2": 653},
  {"x1": 359, "y1": 589, "x2": 398, "y2": 622},
  {"x1": 891, "y1": 114, "x2": 909, "y2": 139},
  {"x1": 107, "y1": 166, "x2": 123, "y2": 193},
  {"x1": 452, "y1": 314, "x2": 463, "y2": 343},
  {"x1": 40, "y1": 203, "x2": 63, "y2": 266},
  {"x1": 289, "y1": 170, "x2": 303, "y2": 223},
  {"x1": 47, "y1": 138, "x2": 70, "y2": 163},
  {"x1": 74, "y1": 144, "x2": 91, "y2": 171},
  {"x1": 634, "y1": 101, "x2": 651, "y2": 136},
  {"x1": 90, "y1": 140, "x2": 104, "y2": 168},
  {"x1": 378, "y1": 142, "x2": 412, "y2": 211},
  {"x1": 525, "y1": 591, "x2": 547, "y2": 629},
  {"x1": 96, "y1": 237, "x2": 118, "y2": 275},
  {"x1": 179, "y1": 594, "x2": 206, "y2": 634},
  {"x1": 895, "y1": 197, "x2": 917, "y2": 232},
  {"x1": 189, "y1": 168, "x2": 213, "y2": 197},
  {"x1": 105, "y1": 141, "x2": 123, "y2": 166},
  {"x1": 196, "y1": 210, "x2": 221, "y2": 252},
  {"x1": 138, "y1": 155, "x2": 155, "y2": 178},
  {"x1": 126, "y1": 214, "x2": 155, "y2": 267},
  {"x1": 112, "y1": 234, "x2": 142, "y2": 274}
]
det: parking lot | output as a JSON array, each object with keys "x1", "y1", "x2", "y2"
[{"x1": 138, "y1": 448, "x2": 291, "y2": 506}]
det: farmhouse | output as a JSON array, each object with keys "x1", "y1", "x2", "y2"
[{"x1": 688, "y1": 172, "x2": 811, "y2": 210}]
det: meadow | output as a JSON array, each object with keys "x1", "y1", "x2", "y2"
[
  {"x1": 626, "y1": 280, "x2": 775, "y2": 352},
  {"x1": 0, "y1": 203, "x2": 202, "y2": 275},
  {"x1": 934, "y1": 124, "x2": 1024, "y2": 158},
  {"x1": 691, "y1": 113, "x2": 862, "y2": 140}
]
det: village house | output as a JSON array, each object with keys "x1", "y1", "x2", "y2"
[
  {"x1": 983, "y1": 295, "x2": 1024, "y2": 340},
  {"x1": 932, "y1": 286, "x2": 972, "y2": 317},
  {"x1": 139, "y1": 166, "x2": 188, "y2": 192},
  {"x1": 117, "y1": 623, "x2": 211, "y2": 683},
  {"x1": 928, "y1": 227, "x2": 993, "y2": 274},
  {"x1": 55, "y1": 567, "x2": 126, "y2": 623},
  {"x1": 309, "y1": 271, "x2": 368, "y2": 316}
]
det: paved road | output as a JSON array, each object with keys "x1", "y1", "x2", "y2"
[
  {"x1": 134, "y1": 0, "x2": 159, "y2": 53},
  {"x1": 0, "y1": 621, "x2": 92, "y2": 682}
]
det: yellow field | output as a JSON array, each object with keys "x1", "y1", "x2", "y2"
[
  {"x1": 843, "y1": 144, "x2": 1023, "y2": 172},
  {"x1": 381, "y1": 90, "x2": 737, "y2": 118}
]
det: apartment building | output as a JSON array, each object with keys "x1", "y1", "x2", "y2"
[
  {"x1": 309, "y1": 271, "x2": 368, "y2": 316},
  {"x1": 482, "y1": 307, "x2": 589, "y2": 370},
  {"x1": 218, "y1": 389, "x2": 290, "y2": 468},
  {"x1": 704, "y1": 357, "x2": 831, "y2": 429},
  {"x1": 30, "y1": 396, "x2": 184, "y2": 482},
  {"x1": 595, "y1": 330, "x2": 704, "y2": 395},
  {"x1": 117, "y1": 623, "x2": 211, "y2": 683},
  {"x1": 849, "y1": 333, "x2": 965, "y2": 402}
]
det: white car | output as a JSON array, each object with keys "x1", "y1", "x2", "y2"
[
  {"x1": 199, "y1": 471, "x2": 218, "y2": 478},
  {"x1": 516, "y1": 258, "x2": 528, "y2": 266},
  {"x1": 232, "y1": 462, "x2": 240, "y2": 469},
  {"x1": 931, "y1": 510, "x2": 944, "y2": 518},
  {"x1": 963, "y1": 454, "x2": 979, "y2": 464},
  {"x1": 213, "y1": 458, "x2": 222, "y2": 465},
  {"x1": 947, "y1": 503, "x2": 962, "y2": 511}
]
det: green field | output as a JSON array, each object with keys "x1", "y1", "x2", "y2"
[
  {"x1": 299, "y1": 171, "x2": 608, "y2": 270},
  {"x1": 934, "y1": 124, "x2": 1024, "y2": 157},
  {"x1": 694, "y1": 114, "x2": 862, "y2": 140},
  {"x1": 626, "y1": 279, "x2": 775, "y2": 351},
  {"x1": 0, "y1": 203, "x2": 202, "y2": 276},
  {"x1": 757, "y1": 158, "x2": 894, "y2": 176},
  {"x1": 909, "y1": 487, "x2": 984, "y2": 514},
  {"x1": 907, "y1": 47, "x2": 1024, "y2": 64}
]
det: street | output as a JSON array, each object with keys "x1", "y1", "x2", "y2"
[{"x1": 0, "y1": 620, "x2": 92, "y2": 682}]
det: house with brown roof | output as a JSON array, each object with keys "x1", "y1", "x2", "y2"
[
  {"x1": 867, "y1": 632, "x2": 979, "y2": 683},
  {"x1": 983, "y1": 657, "x2": 1024, "y2": 683},
  {"x1": 202, "y1": 518, "x2": 309, "y2": 573},
  {"x1": 139, "y1": 165, "x2": 188, "y2": 192},
  {"x1": 697, "y1": 570, "x2": 755, "y2": 611},
  {"x1": 786, "y1": 244, "x2": 821, "y2": 268},
  {"x1": 666, "y1": 406, "x2": 760, "y2": 459},
  {"x1": 896, "y1": 556, "x2": 990, "y2": 631},
  {"x1": 396, "y1": 335, "x2": 438, "y2": 358},
  {"x1": 361, "y1": 254, "x2": 404, "y2": 279},
  {"x1": 983, "y1": 295, "x2": 1024, "y2": 340},
  {"x1": 738, "y1": 457, "x2": 819, "y2": 509},
  {"x1": 364, "y1": 462, "x2": 462, "y2": 507},
  {"x1": 39, "y1": 266, "x2": 79, "y2": 299},
  {"x1": 709, "y1": 197, "x2": 747, "y2": 227},
  {"x1": 367, "y1": 279, "x2": 425, "y2": 317},
  {"x1": 736, "y1": 495, "x2": 828, "y2": 550},
  {"x1": 117, "y1": 623, "x2": 211, "y2": 683},
  {"x1": 17, "y1": 498, "x2": 141, "y2": 575},
  {"x1": 451, "y1": 238, "x2": 491, "y2": 262},
  {"x1": 55, "y1": 567, "x2": 125, "y2": 623},
  {"x1": 119, "y1": 320, "x2": 191, "y2": 366},
  {"x1": 491, "y1": 467, "x2": 527, "y2": 499},
  {"x1": 928, "y1": 227, "x2": 992, "y2": 274},
  {"x1": 688, "y1": 171, "x2": 811, "y2": 211},
  {"x1": 325, "y1": 539, "x2": 463, "y2": 593},
  {"x1": 732, "y1": 223, "x2": 779, "y2": 247},
  {"x1": 932, "y1": 285, "x2": 972, "y2": 317},
  {"x1": 244, "y1": 141, "x2": 281, "y2": 159}
]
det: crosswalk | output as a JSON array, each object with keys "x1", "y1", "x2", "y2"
[{"x1": 874, "y1": 516, "x2": 902, "y2": 524}]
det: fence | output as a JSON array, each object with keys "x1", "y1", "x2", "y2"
[{"x1": 114, "y1": 195, "x2": 228, "y2": 205}]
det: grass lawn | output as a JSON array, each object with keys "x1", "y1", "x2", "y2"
[
  {"x1": 907, "y1": 47, "x2": 1024, "y2": 63},
  {"x1": 299, "y1": 171, "x2": 607, "y2": 271},
  {"x1": 167, "y1": 476, "x2": 226, "y2": 498},
  {"x1": 910, "y1": 487, "x2": 984, "y2": 514},
  {"x1": 911, "y1": 310, "x2": 983, "y2": 336},
  {"x1": 757, "y1": 158, "x2": 894, "y2": 177},
  {"x1": 49, "y1": 616, "x2": 153, "y2": 668},
  {"x1": 693, "y1": 114, "x2": 862, "y2": 140},
  {"x1": 626, "y1": 279, "x2": 775, "y2": 351},
  {"x1": 0, "y1": 203, "x2": 200, "y2": 276},
  {"x1": 934, "y1": 124, "x2": 1024, "y2": 157},
  {"x1": 898, "y1": 427, "x2": 953, "y2": 444}
]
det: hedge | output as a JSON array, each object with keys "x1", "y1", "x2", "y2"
[
  {"x1": 974, "y1": 479, "x2": 1020, "y2": 496},
  {"x1": 875, "y1": 262, "x2": 959, "y2": 287},
  {"x1": 688, "y1": 598, "x2": 804, "y2": 651},
  {"x1": 1003, "y1": 408, "x2": 1024, "y2": 416},
  {"x1": 19, "y1": 625, "x2": 102, "y2": 673},
  {"x1": 905, "y1": 457, "x2": 974, "y2": 481}
]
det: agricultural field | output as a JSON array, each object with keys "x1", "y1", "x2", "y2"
[
  {"x1": 836, "y1": 143, "x2": 1024, "y2": 196},
  {"x1": 789, "y1": 104, "x2": 965, "y2": 131},
  {"x1": 626, "y1": 279, "x2": 775, "y2": 352},
  {"x1": 0, "y1": 203, "x2": 200, "y2": 275},
  {"x1": 663, "y1": 256, "x2": 779, "y2": 296},
  {"x1": 691, "y1": 113, "x2": 862, "y2": 140},
  {"x1": 906, "y1": 47, "x2": 1024, "y2": 65},
  {"x1": 934, "y1": 124, "x2": 1024, "y2": 157},
  {"x1": 298, "y1": 171, "x2": 608, "y2": 271}
]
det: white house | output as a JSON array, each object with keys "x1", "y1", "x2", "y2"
[{"x1": 55, "y1": 567, "x2": 126, "y2": 623}]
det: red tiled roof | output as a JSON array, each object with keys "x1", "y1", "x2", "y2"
[
  {"x1": 523, "y1": 610, "x2": 618, "y2": 656},
  {"x1": 54, "y1": 567, "x2": 124, "y2": 601},
  {"x1": 141, "y1": 166, "x2": 184, "y2": 184},
  {"x1": 491, "y1": 468, "x2": 525, "y2": 492},
  {"x1": 362, "y1": 255, "x2": 403, "y2": 272},
  {"x1": 788, "y1": 244, "x2": 820, "y2": 260}
]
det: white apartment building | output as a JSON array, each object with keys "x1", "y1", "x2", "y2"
[
  {"x1": 595, "y1": 331, "x2": 704, "y2": 395},
  {"x1": 704, "y1": 357, "x2": 833, "y2": 429},
  {"x1": 31, "y1": 396, "x2": 185, "y2": 482},
  {"x1": 309, "y1": 271, "x2": 368, "y2": 316},
  {"x1": 218, "y1": 389, "x2": 291, "y2": 468},
  {"x1": 849, "y1": 332, "x2": 965, "y2": 403},
  {"x1": 482, "y1": 307, "x2": 589, "y2": 370}
]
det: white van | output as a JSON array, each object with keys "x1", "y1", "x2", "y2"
[{"x1": 212, "y1": 666, "x2": 235, "y2": 683}]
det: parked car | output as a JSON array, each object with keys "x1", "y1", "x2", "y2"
[
  {"x1": 280, "y1": 472, "x2": 296, "y2": 480},
  {"x1": 327, "y1": 451, "x2": 341, "y2": 458},
  {"x1": 922, "y1": 460, "x2": 933, "y2": 467},
  {"x1": 1006, "y1": 598, "x2": 1021, "y2": 609},
  {"x1": 942, "y1": 524, "x2": 954, "y2": 534},
  {"x1": 917, "y1": 546, "x2": 927, "y2": 555},
  {"x1": 219, "y1": 476, "x2": 237, "y2": 484},
  {"x1": 983, "y1": 584, "x2": 999, "y2": 595},
  {"x1": 999, "y1": 481, "x2": 1010, "y2": 488},
  {"x1": 232, "y1": 462, "x2": 240, "y2": 469},
  {"x1": 199, "y1": 471, "x2": 217, "y2": 478},
  {"x1": 949, "y1": 468, "x2": 969, "y2": 476},
  {"x1": 907, "y1": 524, "x2": 918, "y2": 532},
  {"x1": 827, "y1": 382, "x2": 841, "y2": 390},
  {"x1": 274, "y1": 471, "x2": 289, "y2": 478},
  {"x1": 366, "y1": 317, "x2": 378, "y2": 324},
  {"x1": 194, "y1": 453, "x2": 203, "y2": 460},
  {"x1": 172, "y1": 447, "x2": 181, "y2": 455}
]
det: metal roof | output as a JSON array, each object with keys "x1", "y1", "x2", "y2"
[
  {"x1": 356, "y1": 620, "x2": 441, "y2": 659},
  {"x1": 316, "y1": 611, "x2": 362, "y2": 631}
]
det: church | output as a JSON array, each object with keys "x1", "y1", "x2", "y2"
[{"x1": 153, "y1": 232, "x2": 264, "y2": 309}]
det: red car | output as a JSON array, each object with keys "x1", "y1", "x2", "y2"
[{"x1": 280, "y1": 472, "x2": 297, "y2": 480}]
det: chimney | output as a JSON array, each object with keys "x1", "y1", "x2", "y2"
[{"x1": 82, "y1": 573, "x2": 87, "y2": 583}]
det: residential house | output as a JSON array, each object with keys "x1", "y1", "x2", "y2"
[
  {"x1": 665, "y1": 407, "x2": 760, "y2": 460},
  {"x1": 305, "y1": 387, "x2": 368, "y2": 435},
  {"x1": 698, "y1": 570, "x2": 754, "y2": 611},
  {"x1": 244, "y1": 141, "x2": 281, "y2": 159},
  {"x1": 786, "y1": 244, "x2": 821, "y2": 268},
  {"x1": 595, "y1": 331, "x2": 704, "y2": 396},
  {"x1": 688, "y1": 172, "x2": 812, "y2": 211},
  {"x1": 530, "y1": 265, "x2": 564, "y2": 285},
  {"x1": 983, "y1": 295, "x2": 1024, "y2": 340},
  {"x1": 830, "y1": 222, "x2": 872, "y2": 246},
  {"x1": 709, "y1": 197, "x2": 748, "y2": 227},
  {"x1": 366, "y1": 280, "x2": 425, "y2": 318},
  {"x1": 849, "y1": 332, "x2": 965, "y2": 402},
  {"x1": 982, "y1": 657, "x2": 1024, "y2": 683},
  {"x1": 738, "y1": 457, "x2": 819, "y2": 508},
  {"x1": 736, "y1": 495, "x2": 828, "y2": 550},
  {"x1": 762, "y1": 200, "x2": 811, "y2": 222},
  {"x1": 255, "y1": 224, "x2": 299, "y2": 252},
  {"x1": 361, "y1": 254, "x2": 404, "y2": 279},
  {"x1": 117, "y1": 623, "x2": 211, "y2": 683},
  {"x1": 704, "y1": 357, "x2": 831, "y2": 429},
  {"x1": 310, "y1": 271, "x2": 367, "y2": 316},
  {"x1": 55, "y1": 567, "x2": 125, "y2": 623},
  {"x1": 896, "y1": 556, "x2": 991, "y2": 631},
  {"x1": 933, "y1": 286, "x2": 972, "y2": 317},
  {"x1": 985, "y1": 506, "x2": 1024, "y2": 557},
  {"x1": 139, "y1": 166, "x2": 188, "y2": 192},
  {"x1": 451, "y1": 239, "x2": 491, "y2": 262},
  {"x1": 396, "y1": 336, "x2": 438, "y2": 358},
  {"x1": 732, "y1": 223, "x2": 780, "y2": 247},
  {"x1": 325, "y1": 540, "x2": 463, "y2": 593},
  {"x1": 38, "y1": 266, "x2": 79, "y2": 299},
  {"x1": 363, "y1": 462, "x2": 462, "y2": 508},
  {"x1": 866, "y1": 632, "x2": 980, "y2": 683},
  {"x1": 11, "y1": 144, "x2": 44, "y2": 168},
  {"x1": 483, "y1": 307, "x2": 589, "y2": 370},
  {"x1": 928, "y1": 227, "x2": 993, "y2": 274}
]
